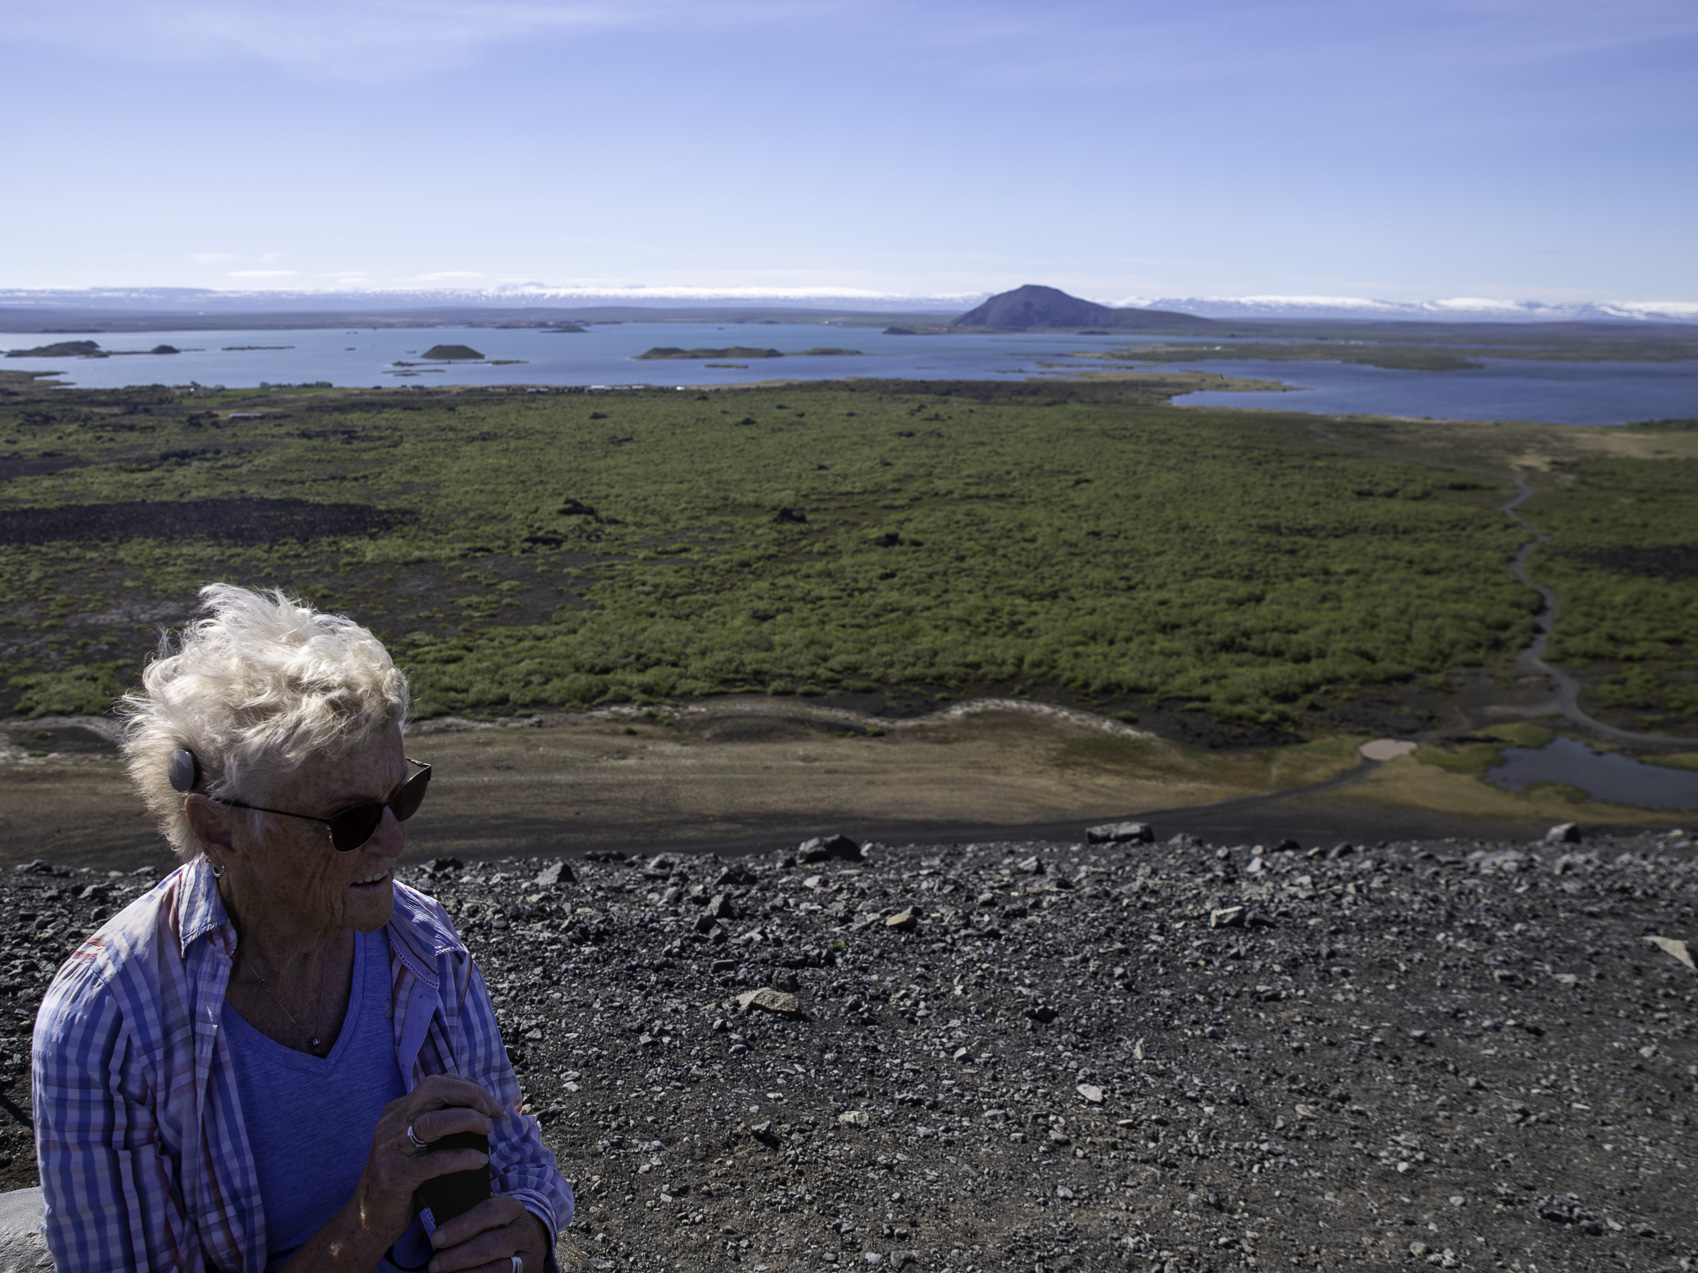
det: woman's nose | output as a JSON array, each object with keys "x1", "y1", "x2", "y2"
[{"x1": 366, "y1": 806, "x2": 407, "y2": 859}]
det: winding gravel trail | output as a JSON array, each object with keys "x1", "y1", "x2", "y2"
[
  {"x1": 1497, "y1": 474, "x2": 1698, "y2": 747},
  {"x1": 1307, "y1": 421, "x2": 1698, "y2": 748}
]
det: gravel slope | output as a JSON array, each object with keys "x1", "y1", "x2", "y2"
[{"x1": 1, "y1": 827, "x2": 1693, "y2": 1272}]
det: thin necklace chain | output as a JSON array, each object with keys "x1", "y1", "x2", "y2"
[{"x1": 242, "y1": 947, "x2": 332, "y2": 1056}]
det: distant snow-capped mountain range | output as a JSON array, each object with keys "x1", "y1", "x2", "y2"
[
  {"x1": 0, "y1": 286, "x2": 1693, "y2": 324},
  {"x1": 1112, "y1": 295, "x2": 1698, "y2": 324},
  {"x1": 0, "y1": 286, "x2": 979, "y2": 314}
]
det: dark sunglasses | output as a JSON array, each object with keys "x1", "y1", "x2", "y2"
[{"x1": 216, "y1": 758, "x2": 432, "y2": 852}]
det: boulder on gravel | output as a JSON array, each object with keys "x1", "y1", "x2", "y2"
[
  {"x1": 797, "y1": 834, "x2": 864, "y2": 863},
  {"x1": 1085, "y1": 820, "x2": 1155, "y2": 844},
  {"x1": 0, "y1": 1186, "x2": 47, "y2": 1270},
  {"x1": 1645, "y1": 935, "x2": 1695, "y2": 971},
  {"x1": 1545, "y1": 822, "x2": 1582, "y2": 843},
  {"x1": 735, "y1": 988, "x2": 800, "y2": 1016},
  {"x1": 533, "y1": 860, "x2": 573, "y2": 888},
  {"x1": 705, "y1": 893, "x2": 736, "y2": 920}
]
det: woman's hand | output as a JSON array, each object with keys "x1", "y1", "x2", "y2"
[
  {"x1": 280, "y1": 1074, "x2": 507, "y2": 1271},
  {"x1": 352, "y1": 1074, "x2": 505, "y2": 1246},
  {"x1": 426, "y1": 1195, "x2": 553, "y2": 1273}
]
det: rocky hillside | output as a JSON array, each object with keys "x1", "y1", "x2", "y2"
[{"x1": 0, "y1": 825, "x2": 1692, "y2": 1272}]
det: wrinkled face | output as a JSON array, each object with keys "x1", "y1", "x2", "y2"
[{"x1": 230, "y1": 728, "x2": 408, "y2": 937}]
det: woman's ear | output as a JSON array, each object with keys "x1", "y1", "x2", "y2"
[{"x1": 183, "y1": 794, "x2": 238, "y2": 856}]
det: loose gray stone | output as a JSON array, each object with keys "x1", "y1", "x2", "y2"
[
  {"x1": 736, "y1": 988, "x2": 800, "y2": 1016},
  {"x1": 1645, "y1": 935, "x2": 1695, "y2": 971},
  {"x1": 1086, "y1": 820, "x2": 1155, "y2": 844},
  {"x1": 0, "y1": 1188, "x2": 50, "y2": 1271},
  {"x1": 533, "y1": 860, "x2": 573, "y2": 888},
  {"x1": 797, "y1": 834, "x2": 864, "y2": 863}
]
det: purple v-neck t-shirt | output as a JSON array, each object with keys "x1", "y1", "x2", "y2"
[{"x1": 224, "y1": 928, "x2": 432, "y2": 1271}]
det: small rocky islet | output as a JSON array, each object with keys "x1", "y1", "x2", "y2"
[
  {"x1": 0, "y1": 825, "x2": 1691, "y2": 1272},
  {"x1": 4, "y1": 340, "x2": 180, "y2": 358}
]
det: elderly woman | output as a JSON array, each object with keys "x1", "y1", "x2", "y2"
[{"x1": 32, "y1": 585, "x2": 571, "y2": 1272}]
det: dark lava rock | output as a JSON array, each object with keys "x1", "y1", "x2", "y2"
[
  {"x1": 2, "y1": 830, "x2": 1693, "y2": 1271},
  {"x1": 797, "y1": 834, "x2": 864, "y2": 863},
  {"x1": 1086, "y1": 821, "x2": 1156, "y2": 845},
  {"x1": 533, "y1": 861, "x2": 573, "y2": 888},
  {"x1": 0, "y1": 498, "x2": 408, "y2": 547}
]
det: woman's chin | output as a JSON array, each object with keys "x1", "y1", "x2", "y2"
[{"x1": 346, "y1": 878, "x2": 396, "y2": 929}]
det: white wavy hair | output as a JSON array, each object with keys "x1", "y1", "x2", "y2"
[{"x1": 118, "y1": 584, "x2": 410, "y2": 860}]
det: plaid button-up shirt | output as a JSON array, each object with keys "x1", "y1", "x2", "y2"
[{"x1": 32, "y1": 858, "x2": 573, "y2": 1272}]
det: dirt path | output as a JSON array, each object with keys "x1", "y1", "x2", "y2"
[
  {"x1": 1498, "y1": 474, "x2": 1698, "y2": 746},
  {"x1": 1306, "y1": 420, "x2": 1698, "y2": 749},
  {"x1": 3, "y1": 701, "x2": 1565, "y2": 873}
]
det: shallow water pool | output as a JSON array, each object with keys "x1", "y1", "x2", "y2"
[{"x1": 1485, "y1": 737, "x2": 1698, "y2": 810}]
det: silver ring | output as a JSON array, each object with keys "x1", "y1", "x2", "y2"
[
  {"x1": 406, "y1": 1122, "x2": 429, "y2": 1152},
  {"x1": 510, "y1": 1257, "x2": 523, "y2": 1273}
]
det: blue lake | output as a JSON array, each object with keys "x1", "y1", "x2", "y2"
[
  {"x1": 3, "y1": 323, "x2": 1692, "y2": 426},
  {"x1": 1170, "y1": 357, "x2": 1698, "y2": 427},
  {"x1": 1485, "y1": 737, "x2": 1698, "y2": 810},
  {"x1": 0, "y1": 324, "x2": 1141, "y2": 392}
]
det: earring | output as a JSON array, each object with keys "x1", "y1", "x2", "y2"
[{"x1": 208, "y1": 857, "x2": 226, "y2": 878}]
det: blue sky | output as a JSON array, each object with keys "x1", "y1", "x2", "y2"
[{"x1": 2, "y1": 0, "x2": 1693, "y2": 302}]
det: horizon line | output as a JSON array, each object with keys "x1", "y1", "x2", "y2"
[{"x1": 1, "y1": 284, "x2": 1696, "y2": 323}]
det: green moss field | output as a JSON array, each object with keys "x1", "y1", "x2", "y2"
[{"x1": 2, "y1": 371, "x2": 1695, "y2": 740}]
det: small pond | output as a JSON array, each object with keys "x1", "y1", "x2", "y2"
[{"x1": 1485, "y1": 736, "x2": 1698, "y2": 810}]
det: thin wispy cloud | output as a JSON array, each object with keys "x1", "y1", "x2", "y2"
[
  {"x1": 899, "y1": 0, "x2": 1698, "y2": 93},
  {"x1": 0, "y1": 0, "x2": 832, "y2": 79},
  {"x1": 6, "y1": 0, "x2": 1692, "y2": 96}
]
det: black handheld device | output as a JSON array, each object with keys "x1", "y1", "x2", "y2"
[
  {"x1": 416, "y1": 1131, "x2": 492, "y2": 1227},
  {"x1": 387, "y1": 1131, "x2": 494, "y2": 1270}
]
